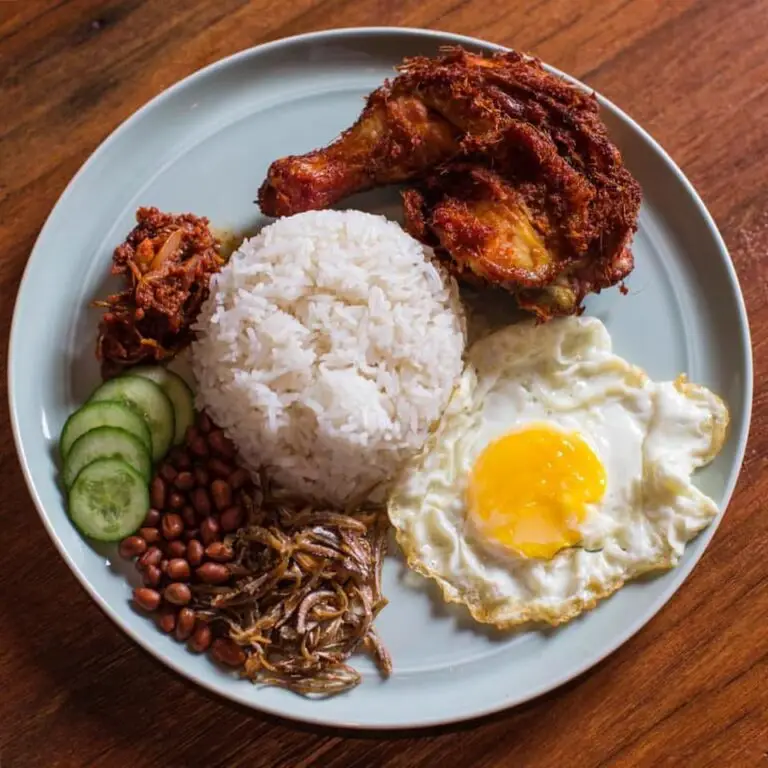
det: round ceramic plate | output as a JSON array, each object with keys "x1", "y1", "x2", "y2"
[{"x1": 9, "y1": 28, "x2": 752, "y2": 729}]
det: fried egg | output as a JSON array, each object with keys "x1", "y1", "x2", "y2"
[{"x1": 388, "y1": 317, "x2": 729, "y2": 627}]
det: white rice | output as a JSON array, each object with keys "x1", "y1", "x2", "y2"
[{"x1": 191, "y1": 210, "x2": 466, "y2": 505}]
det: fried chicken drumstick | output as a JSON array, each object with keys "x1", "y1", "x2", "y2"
[{"x1": 258, "y1": 47, "x2": 641, "y2": 318}]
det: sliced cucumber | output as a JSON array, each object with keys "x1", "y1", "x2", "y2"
[
  {"x1": 60, "y1": 401, "x2": 152, "y2": 459},
  {"x1": 63, "y1": 426, "x2": 152, "y2": 489},
  {"x1": 68, "y1": 458, "x2": 149, "y2": 541},
  {"x1": 89, "y1": 376, "x2": 174, "y2": 462},
  {"x1": 130, "y1": 366, "x2": 195, "y2": 445}
]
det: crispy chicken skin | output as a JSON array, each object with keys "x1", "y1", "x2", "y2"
[
  {"x1": 258, "y1": 47, "x2": 641, "y2": 318},
  {"x1": 402, "y1": 166, "x2": 563, "y2": 288},
  {"x1": 258, "y1": 92, "x2": 460, "y2": 216}
]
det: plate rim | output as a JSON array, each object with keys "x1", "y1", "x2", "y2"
[{"x1": 8, "y1": 26, "x2": 753, "y2": 730}]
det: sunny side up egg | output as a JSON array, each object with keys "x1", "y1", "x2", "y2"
[{"x1": 388, "y1": 317, "x2": 730, "y2": 627}]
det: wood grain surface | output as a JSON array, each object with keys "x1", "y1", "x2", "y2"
[{"x1": 1, "y1": 1, "x2": 767, "y2": 766}]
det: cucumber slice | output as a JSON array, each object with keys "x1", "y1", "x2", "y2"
[
  {"x1": 68, "y1": 458, "x2": 149, "y2": 541},
  {"x1": 60, "y1": 401, "x2": 152, "y2": 459},
  {"x1": 63, "y1": 426, "x2": 152, "y2": 489},
  {"x1": 130, "y1": 366, "x2": 195, "y2": 445},
  {"x1": 89, "y1": 376, "x2": 174, "y2": 462}
]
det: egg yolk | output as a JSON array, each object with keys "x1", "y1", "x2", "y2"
[{"x1": 467, "y1": 425, "x2": 606, "y2": 559}]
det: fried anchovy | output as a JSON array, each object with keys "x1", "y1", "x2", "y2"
[{"x1": 193, "y1": 484, "x2": 391, "y2": 696}]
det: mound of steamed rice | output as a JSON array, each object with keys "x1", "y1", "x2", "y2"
[{"x1": 191, "y1": 210, "x2": 466, "y2": 505}]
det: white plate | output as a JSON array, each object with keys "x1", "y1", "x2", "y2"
[{"x1": 9, "y1": 28, "x2": 752, "y2": 729}]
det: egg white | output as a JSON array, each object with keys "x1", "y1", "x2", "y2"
[{"x1": 388, "y1": 317, "x2": 729, "y2": 627}]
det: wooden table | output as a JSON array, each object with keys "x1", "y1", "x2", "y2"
[{"x1": 1, "y1": 1, "x2": 767, "y2": 765}]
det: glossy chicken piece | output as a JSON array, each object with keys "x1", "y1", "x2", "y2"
[
  {"x1": 258, "y1": 47, "x2": 642, "y2": 318},
  {"x1": 259, "y1": 92, "x2": 459, "y2": 217},
  {"x1": 403, "y1": 166, "x2": 563, "y2": 288},
  {"x1": 402, "y1": 165, "x2": 635, "y2": 318}
]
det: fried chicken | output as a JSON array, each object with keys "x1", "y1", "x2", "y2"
[
  {"x1": 258, "y1": 47, "x2": 641, "y2": 318},
  {"x1": 95, "y1": 207, "x2": 223, "y2": 378},
  {"x1": 258, "y1": 92, "x2": 460, "y2": 216}
]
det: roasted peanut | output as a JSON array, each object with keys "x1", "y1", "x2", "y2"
[
  {"x1": 200, "y1": 516, "x2": 220, "y2": 546},
  {"x1": 150, "y1": 477, "x2": 167, "y2": 509},
  {"x1": 188, "y1": 622, "x2": 212, "y2": 652},
  {"x1": 211, "y1": 638, "x2": 246, "y2": 667},
  {"x1": 197, "y1": 412, "x2": 212, "y2": 434},
  {"x1": 196, "y1": 562, "x2": 230, "y2": 584},
  {"x1": 207, "y1": 458, "x2": 232, "y2": 479},
  {"x1": 193, "y1": 466, "x2": 209, "y2": 487},
  {"x1": 205, "y1": 542, "x2": 234, "y2": 562},
  {"x1": 178, "y1": 455, "x2": 193, "y2": 471},
  {"x1": 138, "y1": 545, "x2": 163, "y2": 570},
  {"x1": 181, "y1": 505, "x2": 197, "y2": 528},
  {"x1": 175, "y1": 608, "x2": 196, "y2": 641},
  {"x1": 166, "y1": 540, "x2": 186, "y2": 559},
  {"x1": 164, "y1": 582, "x2": 192, "y2": 606},
  {"x1": 174, "y1": 471, "x2": 195, "y2": 491},
  {"x1": 159, "y1": 463, "x2": 177, "y2": 483},
  {"x1": 133, "y1": 587, "x2": 161, "y2": 612},
  {"x1": 161, "y1": 513, "x2": 184, "y2": 540},
  {"x1": 118, "y1": 415, "x2": 272, "y2": 658},
  {"x1": 209, "y1": 430, "x2": 236, "y2": 458},
  {"x1": 142, "y1": 564, "x2": 162, "y2": 587},
  {"x1": 191, "y1": 487, "x2": 211, "y2": 517},
  {"x1": 190, "y1": 437, "x2": 208, "y2": 457},
  {"x1": 220, "y1": 506, "x2": 243, "y2": 532},
  {"x1": 157, "y1": 607, "x2": 177, "y2": 634},
  {"x1": 118, "y1": 535, "x2": 147, "y2": 559},
  {"x1": 187, "y1": 539, "x2": 204, "y2": 567},
  {"x1": 143, "y1": 508, "x2": 161, "y2": 527},
  {"x1": 228, "y1": 468, "x2": 250, "y2": 491},
  {"x1": 167, "y1": 558, "x2": 191, "y2": 581},
  {"x1": 211, "y1": 479, "x2": 232, "y2": 511},
  {"x1": 139, "y1": 527, "x2": 161, "y2": 545}
]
